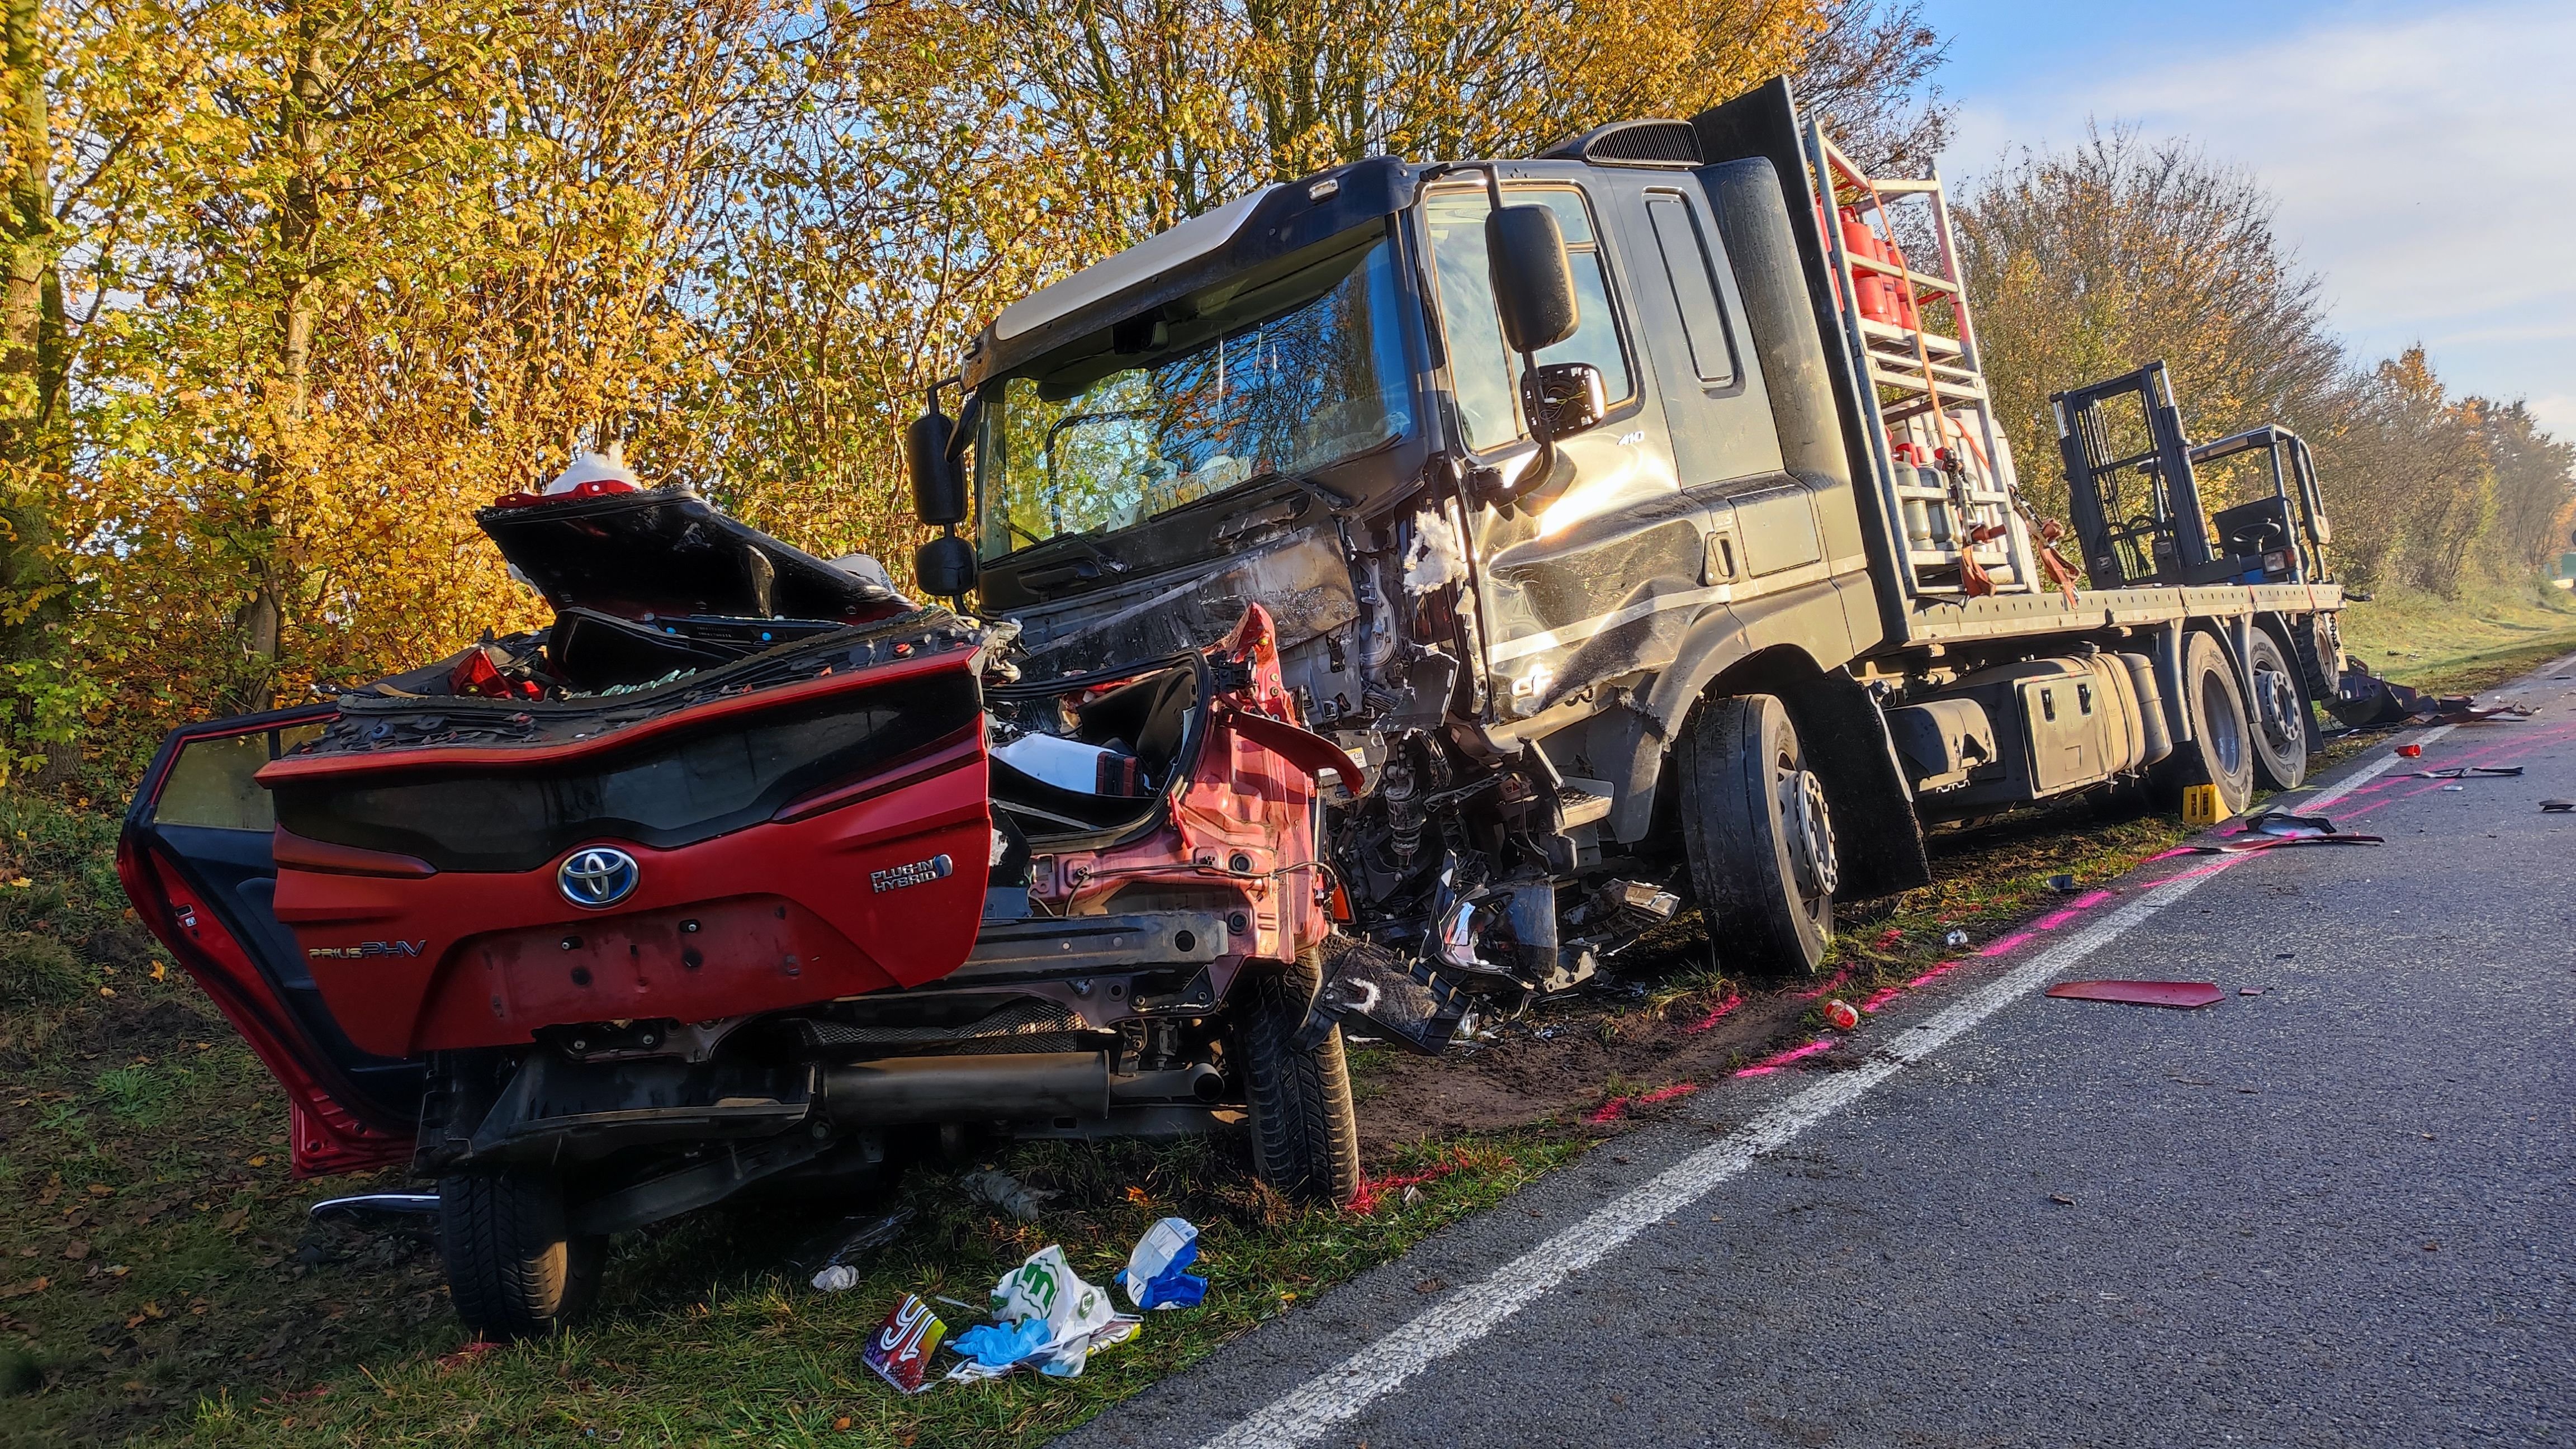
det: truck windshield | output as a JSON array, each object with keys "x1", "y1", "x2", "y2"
[{"x1": 978, "y1": 231, "x2": 1413, "y2": 560}]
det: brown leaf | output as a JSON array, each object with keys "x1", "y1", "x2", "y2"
[
  {"x1": 62, "y1": 1240, "x2": 89, "y2": 1261},
  {"x1": 86, "y1": 1183, "x2": 115, "y2": 1198},
  {"x1": 0, "y1": 1277, "x2": 49, "y2": 1299}
]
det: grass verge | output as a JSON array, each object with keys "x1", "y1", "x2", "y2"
[{"x1": 8, "y1": 588, "x2": 2564, "y2": 1446}]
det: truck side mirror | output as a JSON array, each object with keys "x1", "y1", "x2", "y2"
[
  {"x1": 907, "y1": 399, "x2": 969, "y2": 527},
  {"x1": 915, "y1": 534, "x2": 977, "y2": 598},
  {"x1": 1486, "y1": 205, "x2": 1579, "y2": 354},
  {"x1": 1524, "y1": 361, "x2": 1607, "y2": 440}
]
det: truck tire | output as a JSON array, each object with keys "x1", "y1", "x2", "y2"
[
  {"x1": 2244, "y1": 630, "x2": 2310, "y2": 790},
  {"x1": 1679, "y1": 693, "x2": 1835, "y2": 978},
  {"x1": 2165, "y1": 631, "x2": 2256, "y2": 815},
  {"x1": 438, "y1": 1169, "x2": 604, "y2": 1339},
  {"x1": 1232, "y1": 948, "x2": 1360, "y2": 1206}
]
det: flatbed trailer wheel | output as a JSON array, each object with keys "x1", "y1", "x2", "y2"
[
  {"x1": 2166, "y1": 631, "x2": 2257, "y2": 816},
  {"x1": 1232, "y1": 946, "x2": 1361, "y2": 1206},
  {"x1": 2244, "y1": 630, "x2": 2311, "y2": 790},
  {"x1": 1679, "y1": 693, "x2": 1835, "y2": 978},
  {"x1": 438, "y1": 1169, "x2": 604, "y2": 1339}
]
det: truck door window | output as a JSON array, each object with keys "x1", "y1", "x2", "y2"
[
  {"x1": 1425, "y1": 186, "x2": 1633, "y2": 452},
  {"x1": 1645, "y1": 195, "x2": 1737, "y2": 385}
]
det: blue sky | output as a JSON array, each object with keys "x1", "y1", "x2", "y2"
[{"x1": 1918, "y1": 0, "x2": 2576, "y2": 433}]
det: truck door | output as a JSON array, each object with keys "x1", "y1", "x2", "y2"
[
  {"x1": 1422, "y1": 178, "x2": 1706, "y2": 721},
  {"x1": 118, "y1": 708, "x2": 418, "y2": 1174}
]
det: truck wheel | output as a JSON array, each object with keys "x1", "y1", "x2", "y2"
[
  {"x1": 1679, "y1": 693, "x2": 1835, "y2": 978},
  {"x1": 438, "y1": 1169, "x2": 603, "y2": 1339},
  {"x1": 2167, "y1": 632, "x2": 2256, "y2": 815},
  {"x1": 2245, "y1": 630, "x2": 2310, "y2": 790},
  {"x1": 1232, "y1": 947, "x2": 1360, "y2": 1206}
]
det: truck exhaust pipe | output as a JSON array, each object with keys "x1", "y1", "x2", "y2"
[{"x1": 821, "y1": 1051, "x2": 1110, "y2": 1126}]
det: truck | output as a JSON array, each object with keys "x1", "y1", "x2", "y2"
[{"x1": 115, "y1": 78, "x2": 2347, "y2": 1337}]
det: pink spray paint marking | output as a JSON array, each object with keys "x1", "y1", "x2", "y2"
[
  {"x1": 1638, "y1": 1082, "x2": 1699, "y2": 1105},
  {"x1": 1977, "y1": 931, "x2": 2035, "y2": 958},
  {"x1": 1585, "y1": 1097, "x2": 1631, "y2": 1125},
  {"x1": 1682, "y1": 996, "x2": 1743, "y2": 1035},
  {"x1": 2032, "y1": 889, "x2": 2116, "y2": 931},
  {"x1": 1905, "y1": 960, "x2": 1962, "y2": 989},
  {"x1": 1791, "y1": 968, "x2": 1851, "y2": 1001},
  {"x1": 1859, "y1": 985, "x2": 1905, "y2": 1014},
  {"x1": 1733, "y1": 1038, "x2": 1834, "y2": 1078}
]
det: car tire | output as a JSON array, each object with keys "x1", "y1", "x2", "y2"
[
  {"x1": 2244, "y1": 629, "x2": 2310, "y2": 790},
  {"x1": 1679, "y1": 693, "x2": 1835, "y2": 979},
  {"x1": 438, "y1": 1169, "x2": 603, "y2": 1339},
  {"x1": 1232, "y1": 946, "x2": 1361, "y2": 1206},
  {"x1": 2163, "y1": 631, "x2": 2257, "y2": 815}
]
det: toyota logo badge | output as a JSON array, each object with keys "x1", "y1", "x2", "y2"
[{"x1": 557, "y1": 846, "x2": 641, "y2": 908}]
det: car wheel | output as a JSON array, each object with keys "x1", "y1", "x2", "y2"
[
  {"x1": 438, "y1": 1169, "x2": 603, "y2": 1339},
  {"x1": 1231, "y1": 946, "x2": 1361, "y2": 1206},
  {"x1": 1679, "y1": 693, "x2": 1835, "y2": 978}
]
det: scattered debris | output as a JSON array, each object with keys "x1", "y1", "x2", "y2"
[
  {"x1": 959, "y1": 1170, "x2": 1055, "y2": 1221},
  {"x1": 2044, "y1": 980, "x2": 2226, "y2": 1009},
  {"x1": 2178, "y1": 833, "x2": 2382, "y2": 855},
  {"x1": 1823, "y1": 1000, "x2": 1860, "y2": 1031},
  {"x1": 807, "y1": 1208, "x2": 916, "y2": 1291},
  {"x1": 2049, "y1": 1194, "x2": 2075, "y2": 1206},
  {"x1": 2238, "y1": 987, "x2": 2266, "y2": 997},
  {"x1": 2408, "y1": 766, "x2": 2523, "y2": 779},
  {"x1": 2543, "y1": 800, "x2": 2575, "y2": 813},
  {"x1": 1116, "y1": 1218, "x2": 1208, "y2": 1312},
  {"x1": 2243, "y1": 809, "x2": 2338, "y2": 838},
  {"x1": 1943, "y1": 929, "x2": 1971, "y2": 949},
  {"x1": 2395, "y1": 744, "x2": 2423, "y2": 758},
  {"x1": 946, "y1": 1246, "x2": 1140, "y2": 1381},
  {"x1": 2045, "y1": 873, "x2": 2078, "y2": 893},
  {"x1": 861, "y1": 1294, "x2": 948, "y2": 1395}
]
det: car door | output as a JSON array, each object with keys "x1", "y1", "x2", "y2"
[{"x1": 119, "y1": 707, "x2": 418, "y2": 1174}]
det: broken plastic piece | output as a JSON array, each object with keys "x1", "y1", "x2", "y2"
[
  {"x1": 1823, "y1": 999, "x2": 1860, "y2": 1031},
  {"x1": 2542, "y1": 799, "x2": 2574, "y2": 813},
  {"x1": 807, "y1": 1207, "x2": 915, "y2": 1290},
  {"x1": 1943, "y1": 928, "x2": 1971, "y2": 949},
  {"x1": 2244, "y1": 809, "x2": 2337, "y2": 837},
  {"x1": 2045, "y1": 873, "x2": 2077, "y2": 893},
  {"x1": 2045, "y1": 980, "x2": 2225, "y2": 1008},
  {"x1": 862, "y1": 1294, "x2": 949, "y2": 1395},
  {"x1": 2395, "y1": 744, "x2": 2423, "y2": 757},
  {"x1": 1117, "y1": 1217, "x2": 1208, "y2": 1311},
  {"x1": 959, "y1": 1169, "x2": 1055, "y2": 1221},
  {"x1": 2179, "y1": 832, "x2": 2382, "y2": 854},
  {"x1": 2407, "y1": 766, "x2": 2523, "y2": 779}
]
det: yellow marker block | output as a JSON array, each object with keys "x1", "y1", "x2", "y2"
[{"x1": 2182, "y1": 783, "x2": 2223, "y2": 828}]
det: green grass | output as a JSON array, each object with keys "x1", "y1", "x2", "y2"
[
  {"x1": 2339, "y1": 572, "x2": 2576, "y2": 696},
  {"x1": 8, "y1": 575, "x2": 2568, "y2": 1445}
]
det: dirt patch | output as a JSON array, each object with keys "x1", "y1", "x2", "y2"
[{"x1": 1352, "y1": 969, "x2": 1824, "y2": 1148}]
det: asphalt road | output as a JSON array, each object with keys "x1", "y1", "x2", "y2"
[{"x1": 1058, "y1": 657, "x2": 2576, "y2": 1449}]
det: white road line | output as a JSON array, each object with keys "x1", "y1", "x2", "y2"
[{"x1": 1196, "y1": 738, "x2": 2433, "y2": 1449}]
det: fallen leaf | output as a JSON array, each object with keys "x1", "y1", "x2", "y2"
[
  {"x1": 86, "y1": 1183, "x2": 113, "y2": 1198},
  {"x1": 62, "y1": 1241, "x2": 88, "y2": 1261},
  {"x1": 149, "y1": 962, "x2": 167, "y2": 983},
  {"x1": 0, "y1": 1277, "x2": 49, "y2": 1299},
  {"x1": 247, "y1": 1156, "x2": 268, "y2": 1168},
  {"x1": 1412, "y1": 1277, "x2": 1446, "y2": 1294},
  {"x1": 97, "y1": 986, "x2": 116, "y2": 998},
  {"x1": 834, "y1": 1418, "x2": 853, "y2": 1432}
]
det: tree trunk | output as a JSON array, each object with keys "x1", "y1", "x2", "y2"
[
  {"x1": 0, "y1": 0, "x2": 67, "y2": 752},
  {"x1": 233, "y1": 13, "x2": 324, "y2": 713}
]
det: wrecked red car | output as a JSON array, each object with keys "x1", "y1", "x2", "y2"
[{"x1": 119, "y1": 484, "x2": 1380, "y2": 1337}]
